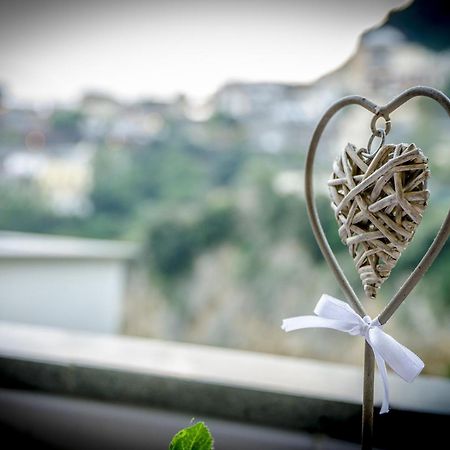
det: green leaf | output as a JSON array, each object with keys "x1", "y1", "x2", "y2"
[{"x1": 169, "y1": 421, "x2": 213, "y2": 450}]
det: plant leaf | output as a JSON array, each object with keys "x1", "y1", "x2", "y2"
[{"x1": 169, "y1": 421, "x2": 213, "y2": 450}]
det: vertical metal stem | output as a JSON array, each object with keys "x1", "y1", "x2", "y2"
[{"x1": 362, "y1": 342, "x2": 375, "y2": 450}]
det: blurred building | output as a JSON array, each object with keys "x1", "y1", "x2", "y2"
[
  {"x1": 108, "y1": 104, "x2": 166, "y2": 145},
  {"x1": 0, "y1": 232, "x2": 137, "y2": 333},
  {"x1": 2, "y1": 142, "x2": 94, "y2": 216}
]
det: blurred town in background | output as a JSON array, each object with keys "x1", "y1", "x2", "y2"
[{"x1": 1, "y1": 6, "x2": 450, "y2": 377}]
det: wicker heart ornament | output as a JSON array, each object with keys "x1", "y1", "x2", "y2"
[{"x1": 328, "y1": 142, "x2": 429, "y2": 299}]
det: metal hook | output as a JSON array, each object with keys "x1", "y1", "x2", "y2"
[
  {"x1": 370, "y1": 114, "x2": 391, "y2": 137},
  {"x1": 367, "y1": 129, "x2": 386, "y2": 155}
]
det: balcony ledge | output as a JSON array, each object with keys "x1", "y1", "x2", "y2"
[{"x1": 0, "y1": 321, "x2": 449, "y2": 448}]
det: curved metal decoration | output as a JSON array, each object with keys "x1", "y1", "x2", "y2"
[
  {"x1": 304, "y1": 86, "x2": 450, "y2": 449},
  {"x1": 305, "y1": 86, "x2": 450, "y2": 324}
]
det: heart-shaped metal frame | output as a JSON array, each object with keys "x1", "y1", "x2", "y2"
[
  {"x1": 305, "y1": 86, "x2": 450, "y2": 448},
  {"x1": 305, "y1": 86, "x2": 450, "y2": 324}
]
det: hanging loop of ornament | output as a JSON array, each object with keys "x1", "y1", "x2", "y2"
[
  {"x1": 366, "y1": 114, "x2": 391, "y2": 155},
  {"x1": 366, "y1": 129, "x2": 386, "y2": 155}
]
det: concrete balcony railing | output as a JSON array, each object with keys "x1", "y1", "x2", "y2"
[{"x1": 0, "y1": 321, "x2": 449, "y2": 449}]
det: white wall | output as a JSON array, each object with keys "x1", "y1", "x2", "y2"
[{"x1": 0, "y1": 259, "x2": 127, "y2": 333}]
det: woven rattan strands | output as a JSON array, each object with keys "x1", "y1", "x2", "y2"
[{"x1": 328, "y1": 142, "x2": 429, "y2": 299}]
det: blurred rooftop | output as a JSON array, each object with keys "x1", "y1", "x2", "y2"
[{"x1": 0, "y1": 231, "x2": 138, "y2": 260}]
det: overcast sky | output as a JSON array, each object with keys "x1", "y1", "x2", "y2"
[{"x1": 0, "y1": 0, "x2": 409, "y2": 105}]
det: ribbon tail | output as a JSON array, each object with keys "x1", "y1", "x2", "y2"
[
  {"x1": 368, "y1": 326, "x2": 425, "y2": 414},
  {"x1": 371, "y1": 347, "x2": 390, "y2": 414},
  {"x1": 369, "y1": 327, "x2": 424, "y2": 383}
]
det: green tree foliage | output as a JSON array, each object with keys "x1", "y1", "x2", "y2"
[
  {"x1": 50, "y1": 109, "x2": 84, "y2": 141},
  {"x1": 90, "y1": 141, "x2": 209, "y2": 219},
  {"x1": 210, "y1": 150, "x2": 247, "y2": 186},
  {"x1": 148, "y1": 220, "x2": 197, "y2": 276},
  {"x1": 193, "y1": 201, "x2": 236, "y2": 248},
  {"x1": 91, "y1": 148, "x2": 139, "y2": 216},
  {"x1": 251, "y1": 170, "x2": 342, "y2": 262},
  {"x1": 0, "y1": 181, "x2": 58, "y2": 232},
  {"x1": 146, "y1": 199, "x2": 236, "y2": 277}
]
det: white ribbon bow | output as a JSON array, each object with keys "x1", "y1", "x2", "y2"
[{"x1": 281, "y1": 294, "x2": 424, "y2": 414}]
